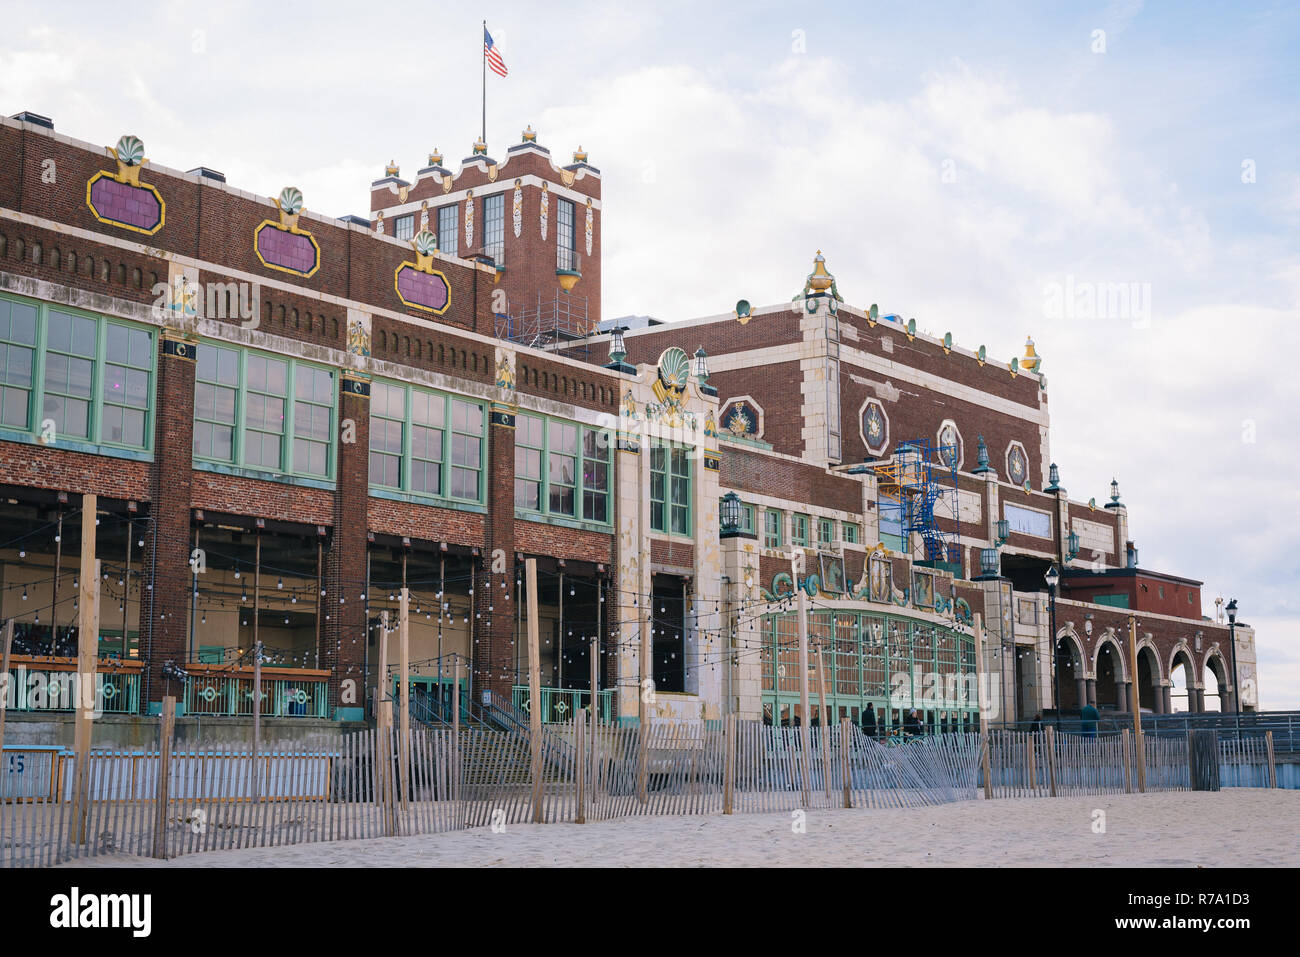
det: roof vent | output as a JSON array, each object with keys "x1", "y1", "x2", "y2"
[
  {"x1": 339, "y1": 214, "x2": 371, "y2": 228},
  {"x1": 11, "y1": 111, "x2": 53, "y2": 130},
  {"x1": 187, "y1": 166, "x2": 226, "y2": 183}
]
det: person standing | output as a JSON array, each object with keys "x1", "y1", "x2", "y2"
[{"x1": 861, "y1": 702, "x2": 878, "y2": 738}]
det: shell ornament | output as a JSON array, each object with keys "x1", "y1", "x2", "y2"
[
  {"x1": 414, "y1": 229, "x2": 439, "y2": 256},
  {"x1": 277, "y1": 186, "x2": 304, "y2": 215},
  {"x1": 115, "y1": 135, "x2": 145, "y2": 167}
]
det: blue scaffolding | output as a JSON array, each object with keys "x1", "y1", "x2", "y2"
[{"x1": 872, "y1": 437, "x2": 960, "y2": 566}]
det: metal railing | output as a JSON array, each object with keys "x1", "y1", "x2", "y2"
[
  {"x1": 183, "y1": 665, "x2": 330, "y2": 718},
  {"x1": 512, "y1": 685, "x2": 615, "y2": 724},
  {"x1": 2, "y1": 656, "x2": 141, "y2": 714}
]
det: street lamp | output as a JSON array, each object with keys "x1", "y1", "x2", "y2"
[
  {"x1": 1226, "y1": 598, "x2": 1241, "y2": 742},
  {"x1": 608, "y1": 326, "x2": 627, "y2": 366},
  {"x1": 719, "y1": 491, "x2": 743, "y2": 538},
  {"x1": 1045, "y1": 563, "x2": 1061, "y2": 729}
]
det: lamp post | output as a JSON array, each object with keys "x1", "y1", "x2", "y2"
[
  {"x1": 1045, "y1": 563, "x2": 1060, "y2": 729},
  {"x1": 1226, "y1": 598, "x2": 1241, "y2": 742}
]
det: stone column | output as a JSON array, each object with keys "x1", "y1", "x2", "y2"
[
  {"x1": 145, "y1": 330, "x2": 198, "y2": 713},
  {"x1": 1160, "y1": 682, "x2": 1171, "y2": 714},
  {"x1": 1086, "y1": 677, "x2": 1097, "y2": 707},
  {"x1": 1075, "y1": 676, "x2": 1087, "y2": 711},
  {"x1": 1118, "y1": 679, "x2": 1132, "y2": 714}
]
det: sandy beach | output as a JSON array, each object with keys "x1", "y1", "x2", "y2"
[{"x1": 61, "y1": 789, "x2": 1299, "y2": 868}]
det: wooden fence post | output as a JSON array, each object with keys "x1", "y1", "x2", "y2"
[
  {"x1": 981, "y1": 736, "x2": 993, "y2": 801},
  {"x1": 1121, "y1": 727, "x2": 1133, "y2": 793},
  {"x1": 452, "y1": 655, "x2": 461, "y2": 806},
  {"x1": 574, "y1": 713, "x2": 586, "y2": 824},
  {"x1": 152, "y1": 695, "x2": 176, "y2": 859},
  {"x1": 526, "y1": 559, "x2": 544, "y2": 823},
  {"x1": 1045, "y1": 725, "x2": 1058, "y2": 798},
  {"x1": 376, "y1": 612, "x2": 394, "y2": 836},
  {"x1": 1265, "y1": 731, "x2": 1277, "y2": 789},
  {"x1": 73, "y1": 495, "x2": 99, "y2": 845},
  {"x1": 840, "y1": 717, "x2": 852, "y2": 809},
  {"x1": 814, "y1": 642, "x2": 833, "y2": 803},
  {"x1": 1026, "y1": 733, "x2": 1038, "y2": 795},
  {"x1": 1128, "y1": 616, "x2": 1146, "y2": 793},
  {"x1": 795, "y1": 586, "x2": 811, "y2": 808},
  {"x1": 722, "y1": 713, "x2": 735, "y2": 815},
  {"x1": 0, "y1": 619, "x2": 12, "y2": 754},
  {"x1": 398, "y1": 588, "x2": 411, "y2": 811}
]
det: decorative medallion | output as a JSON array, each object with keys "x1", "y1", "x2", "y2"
[
  {"x1": 346, "y1": 316, "x2": 371, "y2": 357},
  {"x1": 393, "y1": 230, "x2": 451, "y2": 315},
  {"x1": 656, "y1": 346, "x2": 690, "y2": 394},
  {"x1": 419, "y1": 201, "x2": 429, "y2": 232},
  {"x1": 539, "y1": 183, "x2": 549, "y2": 239},
  {"x1": 86, "y1": 135, "x2": 165, "y2": 235},
  {"x1": 1006, "y1": 442, "x2": 1028, "y2": 487},
  {"x1": 254, "y1": 186, "x2": 321, "y2": 278},
  {"x1": 512, "y1": 179, "x2": 523, "y2": 237},
  {"x1": 942, "y1": 332, "x2": 953, "y2": 355},
  {"x1": 464, "y1": 190, "x2": 474, "y2": 248},
  {"x1": 585, "y1": 199, "x2": 593, "y2": 256},
  {"x1": 859, "y1": 398, "x2": 889, "y2": 456},
  {"x1": 375, "y1": 211, "x2": 385, "y2": 235},
  {"x1": 720, "y1": 398, "x2": 762, "y2": 439}
]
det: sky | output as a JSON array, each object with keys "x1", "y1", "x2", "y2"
[{"x1": 1, "y1": 0, "x2": 1297, "y2": 707}]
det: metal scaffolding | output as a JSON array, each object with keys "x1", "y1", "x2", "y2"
[
  {"x1": 871, "y1": 438, "x2": 960, "y2": 563},
  {"x1": 494, "y1": 292, "x2": 592, "y2": 356}
]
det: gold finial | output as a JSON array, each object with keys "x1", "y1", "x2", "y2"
[
  {"x1": 385, "y1": 159, "x2": 399, "y2": 177},
  {"x1": 522, "y1": 125, "x2": 537, "y2": 143},
  {"x1": 472, "y1": 138, "x2": 488, "y2": 155},
  {"x1": 807, "y1": 250, "x2": 833, "y2": 292},
  {"x1": 427, "y1": 148, "x2": 443, "y2": 167},
  {"x1": 573, "y1": 145, "x2": 588, "y2": 163},
  {"x1": 1021, "y1": 335, "x2": 1041, "y2": 373}
]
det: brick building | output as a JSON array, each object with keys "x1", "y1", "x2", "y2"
[{"x1": 0, "y1": 112, "x2": 1258, "y2": 736}]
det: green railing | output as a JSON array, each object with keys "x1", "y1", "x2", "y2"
[
  {"x1": 512, "y1": 686, "x2": 615, "y2": 724},
  {"x1": 2, "y1": 658, "x2": 141, "y2": 714},
  {"x1": 184, "y1": 665, "x2": 330, "y2": 718}
]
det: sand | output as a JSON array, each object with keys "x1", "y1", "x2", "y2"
[{"x1": 61, "y1": 789, "x2": 1300, "y2": 867}]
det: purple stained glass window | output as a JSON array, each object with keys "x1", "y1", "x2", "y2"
[
  {"x1": 396, "y1": 266, "x2": 449, "y2": 312},
  {"x1": 256, "y1": 225, "x2": 318, "y2": 275},
  {"x1": 88, "y1": 177, "x2": 162, "y2": 232}
]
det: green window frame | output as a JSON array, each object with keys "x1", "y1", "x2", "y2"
[
  {"x1": 0, "y1": 293, "x2": 154, "y2": 452},
  {"x1": 791, "y1": 513, "x2": 810, "y2": 547},
  {"x1": 367, "y1": 379, "x2": 485, "y2": 503},
  {"x1": 843, "y1": 522, "x2": 859, "y2": 545},
  {"x1": 193, "y1": 342, "x2": 336, "y2": 480},
  {"x1": 764, "y1": 509, "x2": 783, "y2": 549},
  {"x1": 818, "y1": 517, "x2": 835, "y2": 548},
  {"x1": 514, "y1": 412, "x2": 610, "y2": 524},
  {"x1": 650, "y1": 443, "x2": 691, "y2": 536},
  {"x1": 741, "y1": 503, "x2": 756, "y2": 535}
]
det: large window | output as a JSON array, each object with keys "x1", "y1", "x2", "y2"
[
  {"x1": 0, "y1": 294, "x2": 154, "y2": 452},
  {"x1": 843, "y1": 522, "x2": 859, "y2": 545},
  {"x1": 514, "y1": 412, "x2": 610, "y2": 523},
  {"x1": 764, "y1": 509, "x2": 783, "y2": 549},
  {"x1": 791, "y1": 513, "x2": 810, "y2": 547},
  {"x1": 437, "y1": 204, "x2": 458, "y2": 258},
  {"x1": 818, "y1": 517, "x2": 836, "y2": 548},
  {"x1": 482, "y1": 193, "x2": 504, "y2": 263},
  {"x1": 879, "y1": 492, "x2": 905, "y2": 552},
  {"x1": 368, "y1": 380, "x2": 484, "y2": 503},
  {"x1": 393, "y1": 214, "x2": 415, "y2": 242},
  {"x1": 650, "y1": 444, "x2": 691, "y2": 536},
  {"x1": 194, "y1": 343, "x2": 335, "y2": 479},
  {"x1": 556, "y1": 197, "x2": 576, "y2": 271}
]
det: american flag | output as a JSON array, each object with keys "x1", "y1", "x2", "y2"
[{"x1": 484, "y1": 27, "x2": 507, "y2": 77}]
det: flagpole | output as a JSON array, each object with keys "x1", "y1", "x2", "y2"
[{"x1": 482, "y1": 20, "x2": 487, "y2": 145}]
